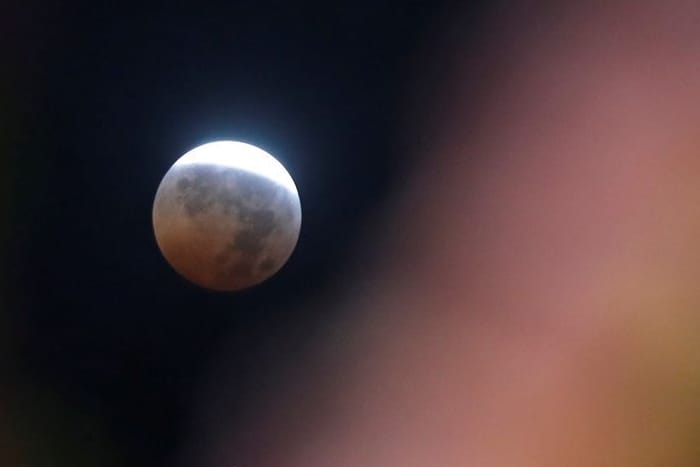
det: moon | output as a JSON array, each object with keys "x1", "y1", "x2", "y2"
[{"x1": 152, "y1": 141, "x2": 302, "y2": 291}]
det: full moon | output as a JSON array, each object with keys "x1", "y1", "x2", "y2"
[{"x1": 152, "y1": 141, "x2": 302, "y2": 291}]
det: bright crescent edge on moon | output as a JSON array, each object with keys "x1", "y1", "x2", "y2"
[{"x1": 174, "y1": 141, "x2": 299, "y2": 195}]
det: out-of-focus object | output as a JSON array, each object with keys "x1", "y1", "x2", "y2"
[{"x1": 188, "y1": 1, "x2": 700, "y2": 466}]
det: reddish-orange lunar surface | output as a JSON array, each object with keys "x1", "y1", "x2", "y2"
[{"x1": 152, "y1": 141, "x2": 301, "y2": 291}]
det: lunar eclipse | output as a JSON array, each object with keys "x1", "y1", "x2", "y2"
[{"x1": 152, "y1": 141, "x2": 302, "y2": 291}]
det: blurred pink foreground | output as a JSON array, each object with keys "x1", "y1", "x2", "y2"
[{"x1": 196, "y1": 2, "x2": 700, "y2": 466}]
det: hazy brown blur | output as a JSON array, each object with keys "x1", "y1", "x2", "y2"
[{"x1": 192, "y1": 1, "x2": 700, "y2": 466}]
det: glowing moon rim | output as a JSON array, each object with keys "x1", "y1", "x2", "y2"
[{"x1": 175, "y1": 141, "x2": 299, "y2": 195}]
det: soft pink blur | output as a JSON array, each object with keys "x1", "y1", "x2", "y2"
[{"x1": 192, "y1": 2, "x2": 700, "y2": 466}]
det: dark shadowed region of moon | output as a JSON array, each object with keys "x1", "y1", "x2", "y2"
[{"x1": 152, "y1": 141, "x2": 302, "y2": 291}]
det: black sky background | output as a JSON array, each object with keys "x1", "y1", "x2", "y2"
[{"x1": 5, "y1": 1, "x2": 487, "y2": 466}]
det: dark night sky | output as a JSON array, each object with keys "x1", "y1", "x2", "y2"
[{"x1": 4, "y1": 1, "x2": 485, "y2": 466}]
